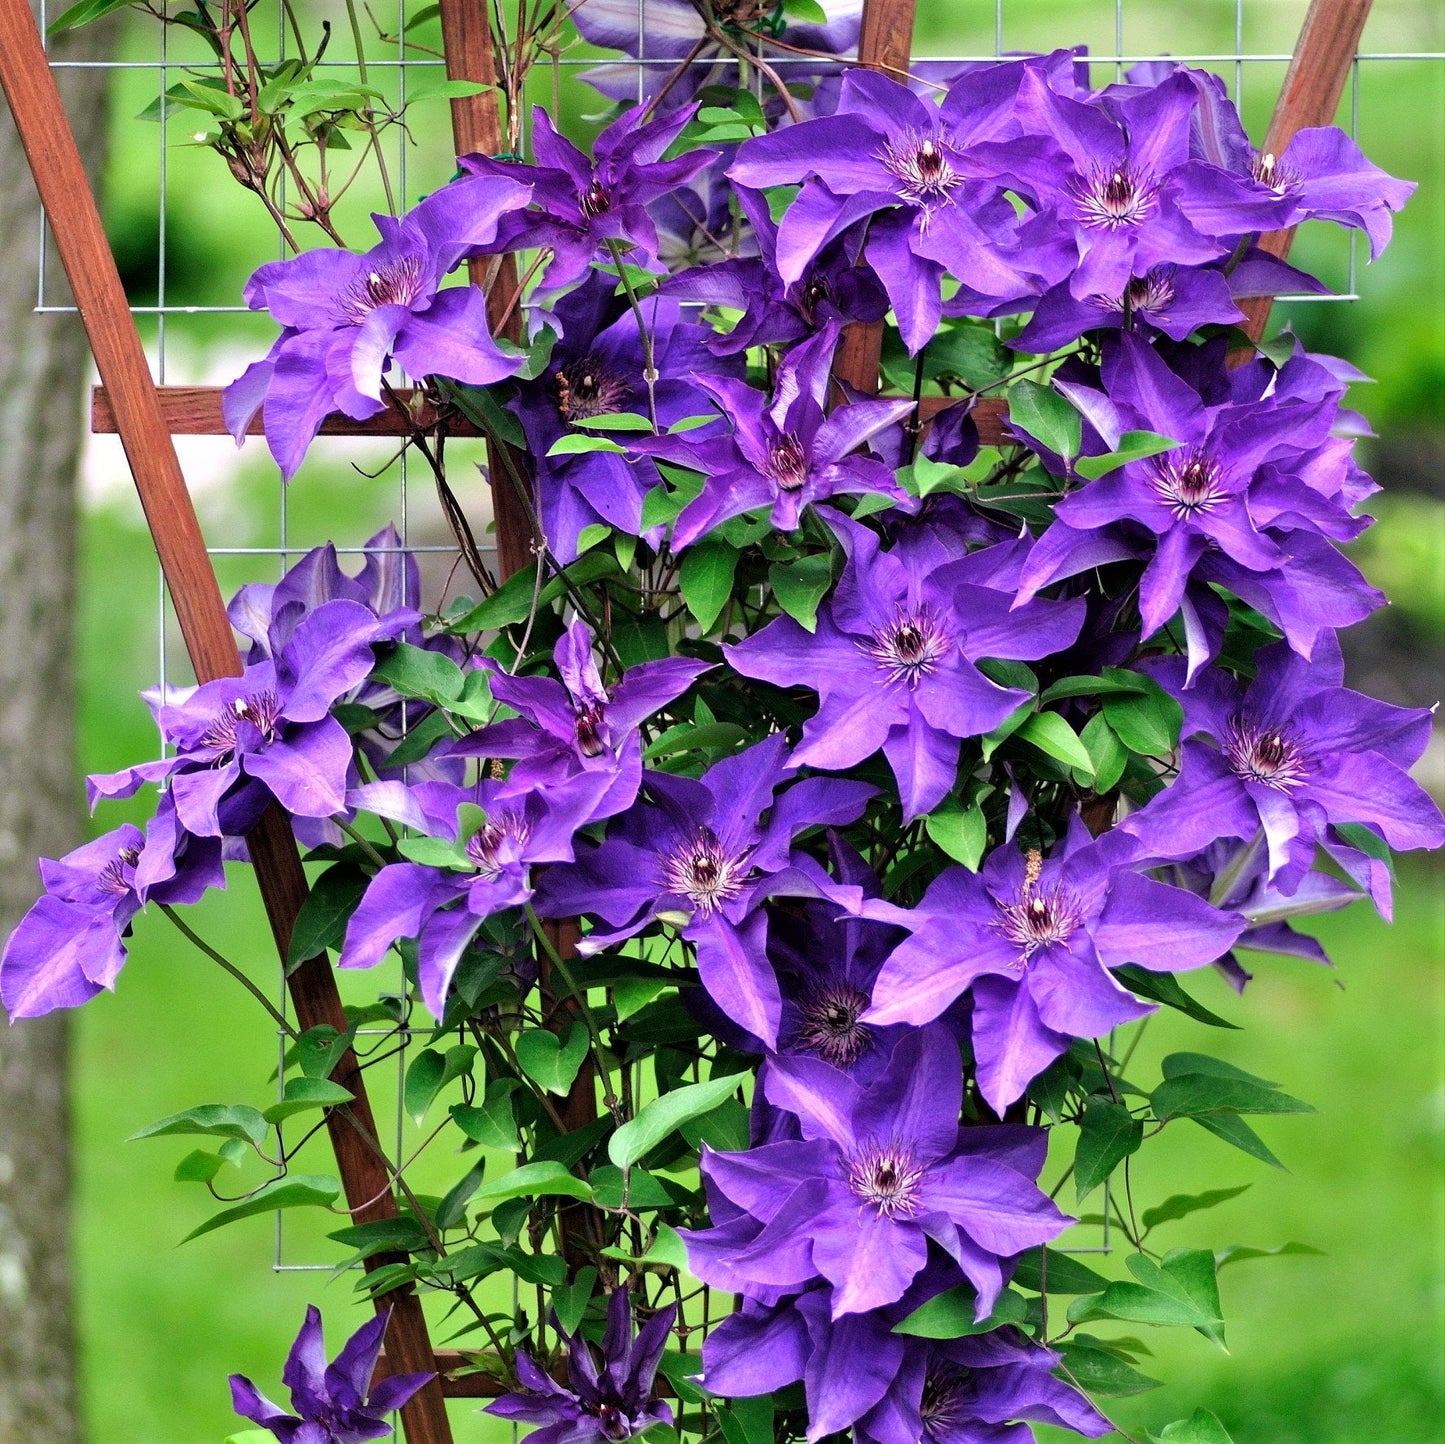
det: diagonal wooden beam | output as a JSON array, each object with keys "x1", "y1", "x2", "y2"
[
  {"x1": 1238, "y1": 0, "x2": 1374, "y2": 343},
  {"x1": 831, "y1": 0, "x2": 918, "y2": 394},
  {"x1": 0, "y1": 6, "x2": 454, "y2": 1440}
]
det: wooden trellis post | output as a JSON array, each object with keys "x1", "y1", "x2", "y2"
[{"x1": 0, "y1": 0, "x2": 1372, "y2": 1439}]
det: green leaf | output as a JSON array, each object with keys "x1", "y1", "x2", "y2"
[
  {"x1": 1214, "y1": 1241, "x2": 1323, "y2": 1269},
  {"x1": 1055, "y1": 1337, "x2": 1161, "y2": 1397},
  {"x1": 263, "y1": 1077, "x2": 353, "y2": 1125},
  {"x1": 769, "y1": 554, "x2": 833, "y2": 632},
  {"x1": 406, "y1": 78, "x2": 492, "y2": 102},
  {"x1": 516, "y1": 1023, "x2": 589, "y2": 1096},
  {"x1": 679, "y1": 1097, "x2": 750, "y2": 1154},
  {"x1": 1151, "y1": 1072, "x2": 1313, "y2": 1122},
  {"x1": 574, "y1": 411, "x2": 655, "y2": 431},
  {"x1": 1017, "y1": 711, "x2": 1094, "y2": 776},
  {"x1": 293, "y1": 1023, "x2": 359, "y2": 1081},
  {"x1": 1011, "y1": 1247, "x2": 1110, "y2": 1295},
  {"x1": 1073, "y1": 430, "x2": 1180, "y2": 480},
  {"x1": 1074, "y1": 1095, "x2": 1144, "y2": 1201},
  {"x1": 383, "y1": 709, "x2": 454, "y2": 768},
  {"x1": 1113, "y1": 966, "x2": 1239, "y2": 1030},
  {"x1": 131, "y1": 1105, "x2": 268, "y2": 1147},
  {"x1": 1068, "y1": 1249, "x2": 1225, "y2": 1347},
  {"x1": 1157, "y1": 1408, "x2": 1235, "y2": 1444},
  {"x1": 182, "y1": 1174, "x2": 342, "y2": 1243},
  {"x1": 1103, "y1": 676, "x2": 1184, "y2": 757},
  {"x1": 1142, "y1": 1185, "x2": 1251, "y2": 1232},
  {"x1": 609, "y1": 1075, "x2": 741, "y2": 1169},
  {"x1": 718, "y1": 1395, "x2": 775, "y2": 1444},
  {"x1": 372, "y1": 643, "x2": 465, "y2": 705},
  {"x1": 780, "y1": 0, "x2": 828, "y2": 22},
  {"x1": 1190, "y1": 1111, "x2": 1286, "y2": 1169},
  {"x1": 679, "y1": 539, "x2": 739, "y2": 632},
  {"x1": 552, "y1": 1266, "x2": 597, "y2": 1336},
  {"x1": 1009, "y1": 379, "x2": 1081, "y2": 460},
  {"x1": 287, "y1": 864, "x2": 369, "y2": 965},
  {"x1": 588, "y1": 1165, "x2": 679, "y2": 1211},
  {"x1": 925, "y1": 795, "x2": 988, "y2": 870},
  {"x1": 475, "y1": 1160, "x2": 593, "y2": 1204},
  {"x1": 1331, "y1": 821, "x2": 1397, "y2": 882},
  {"x1": 47, "y1": 0, "x2": 130, "y2": 33},
  {"x1": 547, "y1": 433, "x2": 627, "y2": 457},
  {"x1": 893, "y1": 1286, "x2": 1028, "y2": 1339},
  {"x1": 435, "y1": 1159, "x2": 488, "y2": 1231},
  {"x1": 173, "y1": 1150, "x2": 225, "y2": 1184},
  {"x1": 439, "y1": 377, "x2": 525, "y2": 450},
  {"x1": 1080, "y1": 712, "x2": 1129, "y2": 793},
  {"x1": 451, "y1": 1081, "x2": 521, "y2": 1152},
  {"x1": 1039, "y1": 673, "x2": 1149, "y2": 703},
  {"x1": 403, "y1": 1045, "x2": 477, "y2": 1123}
]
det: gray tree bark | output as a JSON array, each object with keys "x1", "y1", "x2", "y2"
[{"x1": 0, "y1": 7, "x2": 114, "y2": 1440}]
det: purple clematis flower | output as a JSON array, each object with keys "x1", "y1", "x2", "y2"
[
  {"x1": 229, "y1": 1305, "x2": 432, "y2": 1443},
  {"x1": 510, "y1": 276, "x2": 741, "y2": 562},
  {"x1": 225, "y1": 529, "x2": 463, "y2": 818},
  {"x1": 534, "y1": 731, "x2": 873, "y2": 1047},
  {"x1": 730, "y1": 63, "x2": 1050, "y2": 351},
  {"x1": 461, "y1": 105, "x2": 717, "y2": 301},
  {"x1": 703, "y1": 1288, "x2": 1110, "y2": 1444},
  {"x1": 1015, "y1": 335, "x2": 1382, "y2": 670},
  {"x1": 682, "y1": 1027, "x2": 1068, "y2": 1319},
  {"x1": 88, "y1": 598, "x2": 403, "y2": 838},
  {"x1": 1011, "y1": 262, "x2": 1245, "y2": 354},
  {"x1": 0, "y1": 801, "x2": 223, "y2": 1020},
  {"x1": 450, "y1": 618, "x2": 711, "y2": 819},
  {"x1": 1122, "y1": 638, "x2": 1444, "y2": 908},
  {"x1": 485, "y1": 1288, "x2": 676, "y2": 1444},
  {"x1": 1008, "y1": 69, "x2": 1291, "y2": 302},
  {"x1": 571, "y1": 0, "x2": 860, "y2": 110},
  {"x1": 339, "y1": 771, "x2": 614, "y2": 1018},
  {"x1": 224, "y1": 178, "x2": 531, "y2": 478},
  {"x1": 727, "y1": 521, "x2": 1085, "y2": 820},
  {"x1": 864, "y1": 822, "x2": 1246, "y2": 1113},
  {"x1": 661, "y1": 184, "x2": 888, "y2": 356},
  {"x1": 641, "y1": 324, "x2": 914, "y2": 548}
]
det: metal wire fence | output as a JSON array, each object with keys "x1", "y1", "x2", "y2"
[{"x1": 31, "y1": 0, "x2": 1443, "y2": 1295}]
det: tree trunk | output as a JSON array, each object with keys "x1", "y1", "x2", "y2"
[{"x1": 0, "y1": 8, "x2": 114, "y2": 1440}]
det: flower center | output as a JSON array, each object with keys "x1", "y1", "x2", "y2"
[
  {"x1": 591, "y1": 1401, "x2": 629, "y2": 1441},
  {"x1": 766, "y1": 433, "x2": 809, "y2": 492},
  {"x1": 580, "y1": 177, "x2": 612, "y2": 219},
  {"x1": 880, "y1": 129, "x2": 963, "y2": 211},
  {"x1": 1224, "y1": 718, "x2": 1309, "y2": 791},
  {"x1": 920, "y1": 1364, "x2": 974, "y2": 1440},
  {"x1": 555, "y1": 358, "x2": 633, "y2": 425},
  {"x1": 1096, "y1": 267, "x2": 1178, "y2": 316},
  {"x1": 799, "y1": 270, "x2": 835, "y2": 320},
  {"x1": 844, "y1": 1142, "x2": 924, "y2": 1219},
  {"x1": 337, "y1": 256, "x2": 426, "y2": 324},
  {"x1": 1075, "y1": 164, "x2": 1159, "y2": 229},
  {"x1": 97, "y1": 845, "x2": 141, "y2": 897},
  {"x1": 794, "y1": 981, "x2": 873, "y2": 1068},
  {"x1": 659, "y1": 827, "x2": 751, "y2": 916},
  {"x1": 1151, "y1": 447, "x2": 1224, "y2": 519},
  {"x1": 996, "y1": 850, "x2": 1080, "y2": 962},
  {"x1": 200, "y1": 690, "x2": 282, "y2": 760},
  {"x1": 466, "y1": 813, "x2": 530, "y2": 878},
  {"x1": 574, "y1": 702, "x2": 608, "y2": 758},
  {"x1": 861, "y1": 607, "x2": 952, "y2": 688},
  {"x1": 1251, "y1": 150, "x2": 1300, "y2": 193}
]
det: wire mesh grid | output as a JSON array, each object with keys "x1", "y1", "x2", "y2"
[{"x1": 30, "y1": 0, "x2": 1443, "y2": 1289}]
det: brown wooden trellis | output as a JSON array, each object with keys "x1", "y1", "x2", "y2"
[{"x1": 0, "y1": 0, "x2": 1374, "y2": 1439}]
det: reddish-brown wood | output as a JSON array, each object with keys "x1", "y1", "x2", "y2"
[
  {"x1": 438, "y1": 0, "x2": 533, "y2": 581},
  {"x1": 94, "y1": 384, "x2": 1014, "y2": 448},
  {"x1": 0, "y1": 5, "x2": 454, "y2": 1440},
  {"x1": 831, "y1": 0, "x2": 918, "y2": 394},
  {"x1": 1238, "y1": 0, "x2": 1374, "y2": 343}
]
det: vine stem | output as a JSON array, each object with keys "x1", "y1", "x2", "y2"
[
  {"x1": 157, "y1": 904, "x2": 298, "y2": 1039},
  {"x1": 605, "y1": 239, "x2": 659, "y2": 431}
]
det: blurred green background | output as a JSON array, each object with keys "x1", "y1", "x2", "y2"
[{"x1": 59, "y1": 0, "x2": 1443, "y2": 1440}]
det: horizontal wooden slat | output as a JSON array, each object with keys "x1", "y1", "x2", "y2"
[{"x1": 93, "y1": 385, "x2": 1011, "y2": 447}]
